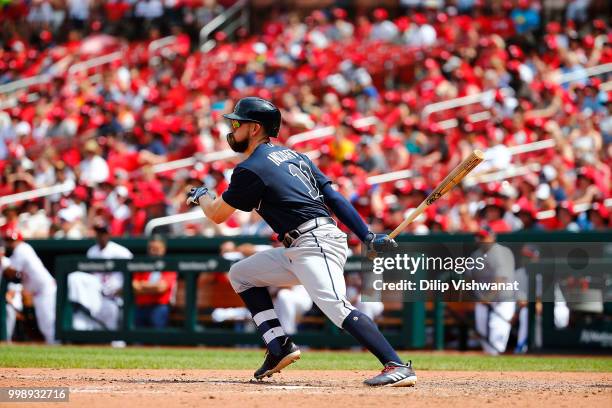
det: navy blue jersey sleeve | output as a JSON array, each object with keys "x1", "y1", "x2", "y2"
[
  {"x1": 222, "y1": 166, "x2": 265, "y2": 212},
  {"x1": 300, "y1": 154, "x2": 332, "y2": 189},
  {"x1": 321, "y1": 183, "x2": 370, "y2": 242}
]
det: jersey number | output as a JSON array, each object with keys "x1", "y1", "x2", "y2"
[{"x1": 289, "y1": 161, "x2": 321, "y2": 200}]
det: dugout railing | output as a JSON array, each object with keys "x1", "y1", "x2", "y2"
[
  {"x1": 1, "y1": 231, "x2": 610, "y2": 351},
  {"x1": 46, "y1": 255, "x2": 429, "y2": 348}
]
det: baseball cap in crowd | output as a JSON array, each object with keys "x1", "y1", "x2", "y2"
[
  {"x1": 72, "y1": 185, "x2": 88, "y2": 200},
  {"x1": 332, "y1": 8, "x2": 347, "y2": 20},
  {"x1": 513, "y1": 201, "x2": 537, "y2": 219},
  {"x1": 373, "y1": 8, "x2": 388, "y2": 20},
  {"x1": 577, "y1": 166, "x2": 597, "y2": 182}
]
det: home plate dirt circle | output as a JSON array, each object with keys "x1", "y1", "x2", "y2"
[{"x1": 1, "y1": 368, "x2": 610, "y2": 408}]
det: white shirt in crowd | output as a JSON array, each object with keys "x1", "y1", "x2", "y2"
[
  {"x1": 370, "y1": 21, "x2": 399, "y2": 42},
  {"x1": 18, "y1": 210, "x2": 52, "y2": 239},
  {"x1": 79, "y1": 155, "x2": 110, "y2": 186},
  {"x1": 105, "y1": 186, "x2": 131, "y2": 221},
  {"x1": 58, "y1": 201, "x2": 87, "y2": 223},
  {"x1": 27, "y1": 1, "x2": 55, "y2": 24},
  {"x1": 68, "y1": 0, "x2": 91, "y2": 20},
  {"x1": 0, "y1": 112, "x2": 15, "y2": 160},
  {"x1": 135, "y1": 0, "x2": 164, "y2": 19},
  {"x1": 404, "y1": 23, "x2": 437, "y2": 47},
  {"x1": 8, "y1": 242, "x2": 55, "y2": 294},
  {"x1": 400, "y1": 0, "x2": 443, "y2": 7}
]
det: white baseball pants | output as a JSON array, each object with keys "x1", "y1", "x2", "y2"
[{"x1": 229, "y1": 224, "x2": 355, "y2": 327}]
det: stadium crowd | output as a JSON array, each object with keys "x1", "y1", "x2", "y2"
[{"x1": 0, "y1": 0, "x2": 610, "y2": 242}]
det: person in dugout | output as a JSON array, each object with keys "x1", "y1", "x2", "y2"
[{"x1": 132, "y1": 234, "x2": 177, "y2": 329}]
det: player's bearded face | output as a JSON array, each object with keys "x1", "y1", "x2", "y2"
[
  {"x1": 227, "y1": 131, "x2": 249, "y2": 152},
  {"x1": 226, "y1": 121, "x2": 250, "y2": 152}
]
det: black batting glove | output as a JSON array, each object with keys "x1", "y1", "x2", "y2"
[
  {"x1": 364, "y1": 231, "x2": 398, "y2": 258},
  {"x1": 186, "y1": 186, "x2": 211, "y2": 207}
]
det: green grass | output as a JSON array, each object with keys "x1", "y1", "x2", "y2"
[{"x1": 1, "y1": 345, "x2": 611, "y2": 372}]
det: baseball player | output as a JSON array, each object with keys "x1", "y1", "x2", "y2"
[
  {"x1": 186, "y1": 97, "x2": 416, "y2": 387},
  {"x1": 68, "y1": 221, "x2": 133, "y2": 330},
  {"x1": 1, "y1": 227, "x2": 56, "y2": 343},
  {"x1": 0, "y1": 239, "x2": 19, "y2": 341},
  {"x1": 85, "y1": 221, "x2": 134, "y2": 298},
  {"x1": 469, "y1": 227, "x2": 517, "y2": 355}
]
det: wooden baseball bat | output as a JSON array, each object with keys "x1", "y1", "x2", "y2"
[{"x1": 388, "y1": 150, "x2": 485, "y2": 239}]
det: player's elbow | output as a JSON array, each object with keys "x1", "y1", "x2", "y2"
[
  {"x1": 207, "y1": 213, "x2": 224, "y2": 224},
  {"x1": 207, "y1": 211, "x2": 229, "y2": 224}
]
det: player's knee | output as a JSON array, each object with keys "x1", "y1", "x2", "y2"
[
  {"x1": 319, "y1": 300, "x2": 355, "y2": 328},
  {"x1": 228, "y1": 262, "x2": 249, "y2": 292},
  {"x1": 227, "y1": 264, "x2": 241, "y2": 292}
]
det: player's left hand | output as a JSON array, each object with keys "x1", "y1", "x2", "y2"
[
  {"x1": 365, "y1": 232, "x2": 398, "y2": 258},
  {"x1": 186, "y1": 186, "x2": 211, "y2": 207}
]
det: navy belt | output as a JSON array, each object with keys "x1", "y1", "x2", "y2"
[{"x1": 282, "y1": 217, "x2": 336, "y2": 248}]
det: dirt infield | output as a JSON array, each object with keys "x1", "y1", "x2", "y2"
[{"x1": 1, "y1": 368, "x2": 610, "y2": 408}]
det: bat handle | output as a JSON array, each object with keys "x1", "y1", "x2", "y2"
[
  {"x1": 388, "y1": 201, "x2": 427, "y2": 239},
  {"x1": 388, "y1": 228, "x2": 402, "y2": 240}
]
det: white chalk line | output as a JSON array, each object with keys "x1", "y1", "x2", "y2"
[{"x1": 262, "y1": 385, "x2": 328, "y2": 390}]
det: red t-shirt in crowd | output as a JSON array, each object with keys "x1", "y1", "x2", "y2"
[
  {"x1": 133, "y1": 271, "x2": 177, "y2": 306},
  {"x1": 105, "y1": 1, "x2": 131, "y2": 21}
]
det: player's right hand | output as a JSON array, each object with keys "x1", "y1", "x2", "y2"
[
  {"x1": 185, "y1": 186, "x2": 210, "y2": 207},
  {"x1": 365, "y1": 232, "x2": 398, "y2": 258}
]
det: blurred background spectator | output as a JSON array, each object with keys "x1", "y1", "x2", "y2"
[
  {"x1": 0, "y1": 0, "x2": 610, "y2": 242},
  {"x1": 132, "y1": 234, "x2": 177, "y2": 329}
]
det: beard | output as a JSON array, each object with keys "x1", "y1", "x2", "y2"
[{"x1": 227, "y1": 133, "x2": 249, "y2": 153}]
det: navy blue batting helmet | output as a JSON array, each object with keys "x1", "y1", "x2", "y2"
[{"x1": 223, "y1": 97, "x2": 281, "y2": 137}]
